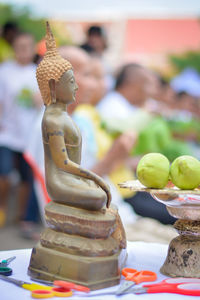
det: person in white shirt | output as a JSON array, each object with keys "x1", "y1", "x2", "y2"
[
  {"x1": 0, "y1": 32, "x2": 41, "y2": 226},
  {"x1": 97, "y1": 63, "x2": 176, "y2": 225},
  {"x1": 97, "y1": 63, "x2": 157, "y2": 120}
]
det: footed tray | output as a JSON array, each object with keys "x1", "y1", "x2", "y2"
[
  {"x1": 119, "y1": 180, "x2": 200, "y2": 208},
  {"x1": 119, "y1": 179, "x2": 200, "y2": 277}
]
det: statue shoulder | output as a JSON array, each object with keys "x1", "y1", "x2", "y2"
[{"x1": 42, "y1": 110, "x2": 63, "y2": 133}]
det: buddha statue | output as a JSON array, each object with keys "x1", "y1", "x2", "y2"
[{"x1": 28, "y1": 22, "x2": 127, "y2": 290}]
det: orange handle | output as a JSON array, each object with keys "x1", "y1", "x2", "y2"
[
  {"x1": 133, "y1": 270, "x2": 157, "y2": 284},
  {"x1": 54, "y1": 280, "x2": 90, "y2": 293},
  {"x1": 122, "y1": 268, "x2": 157, "y2": 284},
  {"x1": 51, "y1": 287, "x2": 73, "y2": 297},
  {"x1": 31, "y1": 289, "x2": 54, "y2": 298},
  {"x1": 122, "y1": 268, "x2": 138, "y2": 280}
]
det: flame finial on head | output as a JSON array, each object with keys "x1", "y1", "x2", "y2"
[
  {"x1": 36, "y1": 21, "x2": 72, "y2": 106},
  {"x1": 45, "y1": 21, "x2": 57, "y2": 53}
]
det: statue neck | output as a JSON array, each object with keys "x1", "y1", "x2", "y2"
[{"x1": 49, "y1": 102, "x2": 67, "y2": 111}]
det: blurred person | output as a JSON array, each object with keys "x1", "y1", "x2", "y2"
[
  {"x1": 147, "y1": 76, "x2": 199, "y2": 146},
  {"x1": 158, "y1": 77, "x2": 176, "y2": 109},
  {"x1": 89, "y1": 57, "x2": 107, "y2": 105},
  {"x1": 166, "y1": 91, "x2": 200, "y2": 144},
  {"x1": 81, "y1": 25, "x2": 114, "y2": 92},
  {"x1": 195, "y1": 97, "x2": 200, "y2": 118},
  {"x1": 145, "y1": 75, "x2": 176, "y2": 117},
  {"x1": 169, "y1": 67, "x2": 200, "y2": 125},
  {"x1": 0, "y1": 32, "x2": 41, "y2": 227},
  {"x1": 0, "y1": 22, "x2": 18, "y2": 63},
  {"x1": 171, "y1": 67, "x2": 200, "y2": 99},
  {"x1": 97, "y1": 63, "x2": 158, "y2": 120},
  {"x1": 175, "y1": 92, "x2": 196, "y2": 117},
  {"x1": 96, "y1": 63, "x2": 176, "y2": 225},
  {"x1": 97, "y1": 63, "x2": 158, "y2": 173},
  {"x1": 81, "y1": 25, "x2": 107, "y2": 57}
]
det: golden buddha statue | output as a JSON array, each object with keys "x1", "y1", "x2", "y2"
[{"x1": 28, "y1": 22, "x2": 127, "y2": 290}]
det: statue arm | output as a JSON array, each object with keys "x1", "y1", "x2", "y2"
[{"x1": 48, "y1": 131, "x2": 111, "y2": 208}]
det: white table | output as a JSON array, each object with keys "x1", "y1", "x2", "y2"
[{"x1": 0, "y1": 241, "x2": 195, "y2": 300}]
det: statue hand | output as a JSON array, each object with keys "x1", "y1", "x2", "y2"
[
  {"x1": 102, "y1": 179, "x2": 111, "y2": 208},
  {"x1": 106, "y1": 187, "x2": 112, "y2": 208},
  {"x1": 97, "y1": 177, "x2": 111, "y2": 208}
]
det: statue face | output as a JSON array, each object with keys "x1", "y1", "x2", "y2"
[{"x1": 55, "y1": 69, "x2": 78, "y2": 104}]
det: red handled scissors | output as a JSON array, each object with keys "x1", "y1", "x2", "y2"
[
  {"x1": 116, "y1": 267, "x2": 157, "y2": 295},
  {"x1": 133, "y1": 277, "x2": 200, "y2": 296},
  {"x1": 0, "y1": 274, "x2": 89, "y2": 299},
  {"x1": 31, "y1": 280, "x2": 90, "y2": 298}
]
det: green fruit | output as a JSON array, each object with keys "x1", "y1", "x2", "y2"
[
  {"x1": 137, "y1": 153, "x2": 170, "y2": 188},
  {"x1": 170, "y1": 155, "x2": 200, "y2": 189}
]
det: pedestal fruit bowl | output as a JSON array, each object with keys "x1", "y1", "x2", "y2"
[{"x1": 119, "y1": 180, "x2": 200, "y2": 277}]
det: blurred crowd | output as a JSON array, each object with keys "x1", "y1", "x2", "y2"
[{"x1": 0, "y1": 22, "x2": 199, "y2": 242}]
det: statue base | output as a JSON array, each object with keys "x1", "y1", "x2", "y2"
[
  {"x1": 28, "y1": 243, "x2": 127, "y2": 290},
  {"x1": 28, "y1": 202, "x2": 127, "y2": 290}
]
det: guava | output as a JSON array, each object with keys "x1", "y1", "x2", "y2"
[
  {"x1": 137, "y1": 153, "x2": 170, "y2": 188},
  {"x1": 170, "y1": 155, "x2": 200, "y2": 189}
]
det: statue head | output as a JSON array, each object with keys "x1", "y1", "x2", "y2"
[{"x1": 36, "y1": 22, "x2": 75, "y2": 106}]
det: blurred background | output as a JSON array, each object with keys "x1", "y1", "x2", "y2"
[{"x1": 0, "y1": 0, "x2": 200, "y2": 250}]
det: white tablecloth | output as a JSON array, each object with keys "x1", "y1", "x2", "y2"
[{"x1": 0, "y1": 241, "x2": 196, "y2": 300}]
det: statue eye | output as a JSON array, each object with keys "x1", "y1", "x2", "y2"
[{"x1": 70, "y1": 78, "x2": 74, "y2": 84}]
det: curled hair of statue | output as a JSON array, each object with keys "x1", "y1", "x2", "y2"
[{"x1": 36, "y1": 21, "x2": 72, "y2": 106}]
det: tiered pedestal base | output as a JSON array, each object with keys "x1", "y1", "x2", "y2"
[
  {"x1": 28, "y1": 202, "x2": 127, "y2": 290},
  {"x1": 28, "y1": 243, "x2": 126, "y2": 290},
  {"x1": 160, "y1": 218, "x2": 200, "y2": 277}
]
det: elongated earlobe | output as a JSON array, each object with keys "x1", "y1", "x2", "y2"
[{"x1": 49, "y1": 79, "x2": 56, "y2": 104}]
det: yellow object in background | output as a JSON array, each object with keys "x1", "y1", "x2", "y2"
[
  {"x1": 0, "y1": 209, "x2": 6, "y2": 228},
  {"x1": 109, "y1": 166, "x2": 135, "y2": 198},
  {"x1": 0, "y1": 37, "x2": 14, "y2": 63}
]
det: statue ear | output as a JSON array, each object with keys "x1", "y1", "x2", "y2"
[{"x1": 49, "y1": 79, "x2": 56, "y2": 104}]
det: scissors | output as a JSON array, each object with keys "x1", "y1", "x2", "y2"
[
  {"x1": 0, "y1": 274, "x2": 53, "y2": 291},
  {"x1": 132, "y1": 277, "x2": 200, "y2": 296},
  {"x1": 0, "y1": 274, "x2": 90, "y2": 298},
  {"x1": 0, "y1": 256, "x2": 16, "y2": 276},
  {"x1": 32, "y1": 280, "x2": 90, "y2": 298},
  {"x1": 116, "y1": 267, "x2": 157, "y2": 295},
  {"x1": 31, "y1": 281, "x2": 90, "y2": 298}
]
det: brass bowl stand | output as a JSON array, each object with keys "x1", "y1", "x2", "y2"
[{"x1": 119, "y1": 180, "x2": 200, "y2": 277}]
